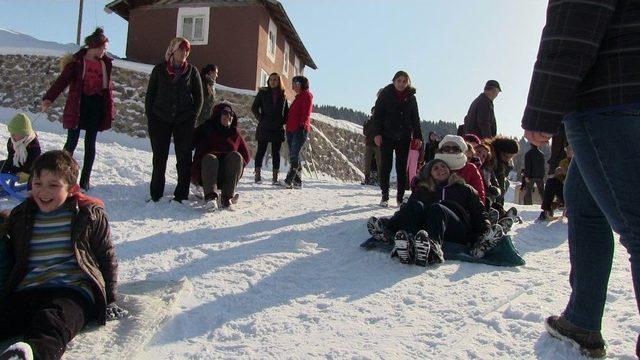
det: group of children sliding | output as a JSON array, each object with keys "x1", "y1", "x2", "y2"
[{"x1": 367, "y1": 133, "x2": 522, "y2": 266}]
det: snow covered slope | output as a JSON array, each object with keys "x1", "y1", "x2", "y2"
[{"x1": 0, "y1": 108, "x2": 637, "y2": 359}]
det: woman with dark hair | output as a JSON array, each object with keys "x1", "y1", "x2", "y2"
[
  {"x1": 367, "y1": 159, "x2": 500, "y2": 266},
  {"x1": 42, "y1": 27, "x2": 115, "y2": 191},
  {"x1": 196, "y1": 64, "x2": 218, "y2": 127},
  {"x1": 424, "y1": 131, "x2": 440, "y2": 163},
  {"x1": 192, "y1": 104, "x2": 251, "y2": 211},
  {"x1": 145, "y1": 37, "x2": 203, "y2": 203},
  {"x1": 372, "y1": 70, "x2": 423, "y2": 207},
  {"x1": 251, "y1": 72, "x2": 289, "y2": 184},
  {"x1": 284, "y1": 75, "x2": 313, "y2": 189}
]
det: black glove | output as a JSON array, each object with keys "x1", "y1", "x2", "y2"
[{"x1": 106, "y1": 302, "x2": 129, "y2": 321}]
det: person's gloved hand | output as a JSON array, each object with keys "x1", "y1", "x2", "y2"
[
  {"x1": 17, "y1": 172, "x2": 29, "y2": 183},
  {"x1": 106, "y1": 302, "x2": 129, "y2": 321}
]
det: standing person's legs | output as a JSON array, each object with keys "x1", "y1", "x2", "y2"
[
  {"x1": 172, "y1": 120, "x2": 195, "y2": 201},
  {"x1": 562, "y1": 107, "x2": 640, "y2": 332},
  {"x1": 254, "y1": 141, "x2": 268, "y2": 169},
  {"x1": 363, "y1": 145, "x2": 374, "y2": 182},
  {"x1": 535, "y1": 178, "x2": 545, "y2": 201},
  {"x1": 79, "y1": 129, "x2": 98, "y2": 190},
  {"x1": 541, "y1": 177, "x2": 562, "y2": 212},
  {"x1": 63, "y1": 129, "x2": 81, "y2": 155},
  {"x1": 148, "y1": 120, "x2": 173, "y2": 201},
  {"x1": 271, "y1": 140, "x2": 282, "y2": 173},
  {"x1": 200, "y1": 154, "x2": 219, "y2": 198},
  {"x1": 220, "y1": 151, "x2": 243, "y2": 198},
  {"x1": 294, "y1": 130, "x2": 307, "y2": 184},
  {"x1": 379, "y1": 142, "x2": 394, "y2": 201},
  {"x1": 524, "y1": 180, "x2": 534, "y2": 205},
  {"x1": 394, "y1": 139, "x2": 410, "y2": 202}
]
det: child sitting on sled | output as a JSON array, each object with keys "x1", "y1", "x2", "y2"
[{"x1": 0, "y1": 113, "x2": 42, "y2": 183}]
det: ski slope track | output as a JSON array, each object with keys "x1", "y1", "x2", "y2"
[{"x1": 0, "y1": 107, "x2": 637, "y2": 359}]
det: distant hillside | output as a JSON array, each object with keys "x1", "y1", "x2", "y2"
[
  {"x1": 313, "y1": 104, "x2": 369, "y2": 125},
  {"x1": 313, "y1": 104, "x2": 457, "y2": 138}
]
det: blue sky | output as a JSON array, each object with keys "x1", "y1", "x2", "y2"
[{"x1": 0, "y1": 0, "x2": 548, "y2": 137}]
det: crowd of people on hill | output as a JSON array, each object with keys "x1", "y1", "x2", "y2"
[{"x1": 1, "y1": 0, "x2": 640, "y2": 357}]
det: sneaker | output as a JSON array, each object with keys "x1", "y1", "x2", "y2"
[
  {"x1": 203, "y1": 192, "x2": 218, "y2": 212},
  {"x1": 367, "y1": 217, "x2": 389, "y2": 241},
  {"x1": 488, "y1": 208, "x2": 500, "y2": 224},
  {"x1": 0, "y1": 342, "x2": 34, "y2": 360},
  {"x1": 471, "y1": 224, "x2": 504, "y2": 258},
  {"x1": 545, "y1": 315, "x2": 606, "y2": 358},
  {"x1": 393, "y1": 230, "x2": 414, "y2": 264},
  {"x1": 413, "y1": 230, "x2": 431, "y2": 267}
]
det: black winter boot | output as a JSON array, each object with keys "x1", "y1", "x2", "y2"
[
  {"x1": 272, "y1": 169, "x2": 279, "y2": 185},
  {"x1": 254, "y1": 167, "x2": 262, "y2": 184}
]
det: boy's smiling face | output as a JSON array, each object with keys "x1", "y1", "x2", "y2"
[{"x1": 31, "y1": 170, "x2": 72, "y2": 212}]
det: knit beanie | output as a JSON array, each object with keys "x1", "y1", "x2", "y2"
[
  {"x1": 7, "y1": 113, "x2": 33, "y2": 137},
  {"x1": 418, "y1": 158, "x2": 449, "y2": 182},
  {"x1": 439, "y1": 134, "x2": 468, "y2": 152}
]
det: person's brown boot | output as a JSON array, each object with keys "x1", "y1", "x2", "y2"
[{"x1": 545, "y1": 315, "x2": 606, "y2": 358}]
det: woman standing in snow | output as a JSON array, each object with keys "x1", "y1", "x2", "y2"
[
  {"x1": 41, "y1": 27, "x2": 115, "y2": 191},
  {"x1": 371, "y1": 71, "x2": 423, "y2": 207},
  {"x1": 145, "y1": 37, "x2": 203, "y2": 203},
  {"x1": 367, "y1": 159, "x2": 498, "y2": 266},
  {"x1": 284, "y1": 76, "x2": 313, "y2": 189},
  {"x1": 252, "y1": 72, "x2": 289, "y2": 185}
]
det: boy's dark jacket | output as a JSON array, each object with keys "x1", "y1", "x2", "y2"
[
  {"x1": 409, "y1": 182, "x2": 490, "y2": 242},
  {"x1": 1, "y1": 194, "x2": 117, "y2": 325}
]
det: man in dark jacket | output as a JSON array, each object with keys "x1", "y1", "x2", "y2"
[
  {"x1": 463, "y1": 80, "x2": 500, "y2": 140},
  {"x1": 522, "y1": 1, "x2": 640, "y2": 357},
  {"x1": 523, "y1": 144, "x2": 545, "y2": 205}
]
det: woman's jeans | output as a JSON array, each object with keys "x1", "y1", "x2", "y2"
[
  {"x1": 562, "y1": 103, "x2": 640, "y2": 331},
  {"x1": 285, "y1": 129, "x2": 307, "y2": 183}
]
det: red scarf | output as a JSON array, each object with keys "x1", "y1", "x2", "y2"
[{"x1": 166, "y1": 61, "x2": 188, "y2": 81}]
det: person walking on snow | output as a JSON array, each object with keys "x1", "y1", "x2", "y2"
[
  {"x1": 42, "y1": 27, "x2": 115, "y2": 192},
  {"x1": 145, "y1": 37, "x2": 203, "y2": 203},
  {"x1": 463, "y1": 80, "x2": 501, "y2": 140},
  {"x1": 523, "y1": 143, "x2": 545, "y2": 205},
  {"x1": 252, "y1": 72, "x2": 289, "y2": 185},
  {"x1": 371, "y1": 71, "x2": 423, "y2": 207},
  {"x1": 522, "y1": 0, "x2": 640, "y2": 357}
]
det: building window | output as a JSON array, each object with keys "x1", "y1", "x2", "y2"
[
  {"x1": 294, "y1": 56, "x2": 300, "y2": 76},
  {"x1": 267, "y1": 19, "x2": 277, "y2": 62},
  {"x1": 282, "y1": 41, "x2": 290, "y2": 77},
  {"x1": 177, "y1": 7, "x2": 210, "y2": 46},
  {"x1": 260, "y1": 69, "x2": 269, "y2": 88}
]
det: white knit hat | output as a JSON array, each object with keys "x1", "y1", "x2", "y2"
[{"x1": 438, "y1": 134, "x2": 468, "y2": 152}]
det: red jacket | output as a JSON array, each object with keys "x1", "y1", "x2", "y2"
[
  {"x1": 453, "y1": 162, "x2": 486, "y2": 204},
  {"x1": 43, "y1": 49, "x2": 115, "y2": 131},
  {"x1": 191, "y1": 105, "x2": 251, "y2": 185},
  {"x1": 286, "y1": 89, "x2": 313, "y2": 133}
]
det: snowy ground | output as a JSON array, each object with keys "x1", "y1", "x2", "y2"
[{"x1": 0, "y1": 107, "x2": 638, "y2": 359}]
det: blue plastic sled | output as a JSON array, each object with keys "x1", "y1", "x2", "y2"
[
  {"x1": 360, "y1": 235, "x2": 525, "y2": 267},
  {"x1": 0, "y1": 173, "x2": 28, "y2": 201}
]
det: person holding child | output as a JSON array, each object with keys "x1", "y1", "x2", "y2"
[
  {"x1": 0, "y1": 150, "x2": 124, "y2": 360},
  {"x1": 42, "y1": 28, "x2": 115, "y2": 192},
  {"x1": 0, "y1": 113, "x2": 41, "y2": 183},
  {"x1": 192, "y1": 104, "x2": 251, "y2": 211}
]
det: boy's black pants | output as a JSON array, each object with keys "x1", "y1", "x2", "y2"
[{"x1": 0, "y1": 288, "x2": 92, "y2": 360}]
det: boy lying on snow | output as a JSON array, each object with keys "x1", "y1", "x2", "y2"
[
  {"x1": 367, "y1": 159, "x2": 507, "y2": 266},
  {"x1": 0, "y1": 150, "x2": 126, "y2": 360}
]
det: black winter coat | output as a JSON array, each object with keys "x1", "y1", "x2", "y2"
[
  {"x1": 463, "y1": 93, "x2": 497, "y2": 139},
  {"x1": 409, "y1": 182, "x2": 490, "y2": 242},
  {"x1": 1, "y1": 137, "x2": 41, "y2": 175},
  {"x1": 524, "y1": 147, "x2": 546, "y2": 179},
  {"x1": 251, "y1": 87, "x2": 289, "y2": 142},
  {"x1": 145, "y1": 62, "x2": 203, "y2": 124},
  {"x1": 362, "y1": 116, "x2": 376, "y2": 147},
  {"x1": 371, "y1": 84, "x2": 423, "y2": 142}
]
